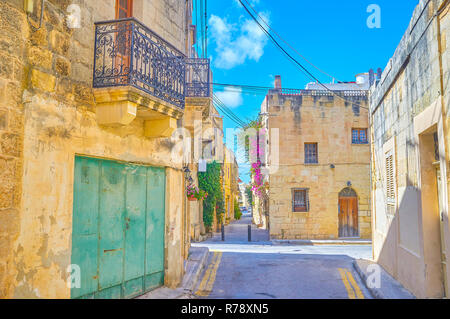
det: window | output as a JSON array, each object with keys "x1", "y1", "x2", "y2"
[
  {"x1": 352, "y1": 129, "x2": 368, "y2": 144},
  {"x1": 305, "y1": 143, "x2": 318, "y2": 164},
  {"x1": 434, "y1": 132, "x2": 439, "y2": 161},
  {"x1": 292, "y1": 189, "x2": 309, "y2": 212},
  {"x1": 385, "y1": 152, "x2": 395, "y2": 214}
]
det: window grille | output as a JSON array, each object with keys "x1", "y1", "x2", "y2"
[
  {"x1": 352, "y1": 129, "x2": 368, "y2": 144},
  {"x1": 292, "y1": 189, "x2": 309, "y2": 212},
  {"x1": 305, "y1": 143, "x2": 318, "y2": 164}
]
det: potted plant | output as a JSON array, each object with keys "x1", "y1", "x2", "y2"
[
  {"x1": 186, "y1": 184, "x2": 208, "y2": 201},
  {"x1": 186, "y1": 184, "x2": 198, "y2": 201}
]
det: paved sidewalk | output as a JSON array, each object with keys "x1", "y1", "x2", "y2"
[
  {"x1": 272, "y1": 239, "x2": 372, "y2": 246},
  {"x1": 136, "y1": 246, "x2": 209, "y2": 299},
  {"x1": 353, "y1": 259, "x2": 415, "y2": 299}
]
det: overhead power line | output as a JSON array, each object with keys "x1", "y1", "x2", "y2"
[
  {"x1": 241, "y1": 0, "x2": 341, "y2": 83},
  {"x1": 237, "y1": 0, "x2": 368, "y2": 110},
  {"x1": 213, "y1": 94, "x2": 246, "y2": 127}
]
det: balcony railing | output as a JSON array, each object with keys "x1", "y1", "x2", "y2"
[
  {"x1": 186, "y1": 58, "x2": 211, "y2": 98},
  {"x1": 269, "y1": 88, "x2": 368, "y2": 97},
  {"x1": 93, "y1": 18, "x2": 186, "y2": 109}
]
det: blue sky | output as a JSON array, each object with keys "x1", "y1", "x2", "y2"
[{"x1": 194, "y1": 0, "x2": 418, "y2": 183}]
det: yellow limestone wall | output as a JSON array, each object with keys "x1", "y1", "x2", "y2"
[
  {"x1": 0, "y1": 0, "x2": 190, "y2": 298},
  {"x1": 266, "y1": 93, "x2": 372, "y2": 240}
]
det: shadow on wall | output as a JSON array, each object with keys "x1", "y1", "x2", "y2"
[{"x1": 375, "y1": 174, "x2": 447, "y2": 298}]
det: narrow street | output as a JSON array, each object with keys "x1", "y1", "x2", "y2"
[{"x1": 192, "y1": 214, "x2": 373, "y2": 299}]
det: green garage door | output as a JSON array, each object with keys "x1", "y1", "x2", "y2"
[{"x1": 71, "y1": 156, "x2": 165, "y2": 299}]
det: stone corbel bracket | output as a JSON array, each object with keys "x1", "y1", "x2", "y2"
[{"x1": 93, "y1": 86, "x2": 184, "y2": 138}]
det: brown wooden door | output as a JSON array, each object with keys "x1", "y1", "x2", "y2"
[
  {"x1": 116, "y1": 0, "x2": 133, "y2": 19},
  {"x1": 339, "y1": 197, "x2": 358, "y2": 237},
  {"x1": 114, "y1": 0, "x2": 133, "y2": 82}
]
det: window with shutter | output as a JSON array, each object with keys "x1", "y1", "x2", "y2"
[{"x1": 386, "y1": 153, "x2": 395, "y2": 214}]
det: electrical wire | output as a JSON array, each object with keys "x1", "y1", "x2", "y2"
[
  {"x1": 237, "y1": 0, "x2": 369, "y2": 110},
  {"x1": 241, "y1": 0, "x2": 342, "y2": 83},
  {"x1": 213, "y1": 96, "x2": 246, "y2": 127},
  {"x1": 212, "y1": 94, "x2": 246, "y2": 127}
]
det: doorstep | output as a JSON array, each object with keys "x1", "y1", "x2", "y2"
[{"x1": 136, "y1": 247, "x2": 209, "y2": 299}]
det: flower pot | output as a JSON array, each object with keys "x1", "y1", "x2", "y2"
[{"x1": 188, "y1": 197, "x2": 197, "y2": 201}]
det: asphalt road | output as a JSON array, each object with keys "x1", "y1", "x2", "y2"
[{"x1": 192, "y1": 214, "x2": 373, "y2": 299}]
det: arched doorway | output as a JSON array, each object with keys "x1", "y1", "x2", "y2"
[{"x1": 338, "y1": 188, "x2": 359, "y2": 238}]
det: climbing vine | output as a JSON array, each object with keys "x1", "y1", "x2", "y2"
[
  {"x1": 198, "y1": 161, "x2": 224, "y2": 229},
  {"x1": 239, "y1": 117, "x2": 267, "y2": 200}
]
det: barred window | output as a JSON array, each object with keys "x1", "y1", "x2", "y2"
[
  {"x1": 305, "y1": 143, "x2": 318, "y2": 164},
  {"x1": 292, "y1": 189, "x2": 309, "y2": 212},
  {"x1": 352, "y1": 129, "x2": 368, "y2": 144}
]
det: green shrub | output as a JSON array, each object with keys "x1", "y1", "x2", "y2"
[{"x1": 234, "y1": 201, "x2": 242, "y2": 220}]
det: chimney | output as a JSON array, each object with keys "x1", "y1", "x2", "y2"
[
  {"x1": 368, "y1": 69, "x2": 375, "y2": 86},
  {"x1": 274, "y1": 75, "x2": 281, "y2": 90},
  {"x1": 376, "y1": 68, "x2": 382, "y2": 81}
]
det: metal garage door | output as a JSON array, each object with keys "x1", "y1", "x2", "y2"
[{"x1": 71, "y1": 156, "x2": 165, "y2": 299}]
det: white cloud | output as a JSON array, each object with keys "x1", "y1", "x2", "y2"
[
  {"x1": 215, "y1": 87, "x2": 243, "y2": 108},
  {"x1": 209, "y1": 12, "x2": 270, "y2": 70}
]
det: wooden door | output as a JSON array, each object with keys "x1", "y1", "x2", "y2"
[
  {"x1": 339, "y1": 197, "x2": 359, "y2": 238},
  {"x1": 114, "y1": 0, "x2": 133, "y2": 82},
  {"x1": 116, "y1": 0, "x2": 133, "y2": 19}
]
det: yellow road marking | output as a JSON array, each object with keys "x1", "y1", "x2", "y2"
[
  {"x1": 346, "y1": 270, "x2": 365, "y2": 299},
  {"x1": 196, "y1": 252, "x2": 219, "y2": 296},
  {"x1": 338, "y1": 268, "x2": 364, "y2": 299},
  {"x1": 195, "y1": 252, "x2": 223, "y2": 297},
  {"x1": 339, "y1": 268, "x2": 356, "y2": 299}
]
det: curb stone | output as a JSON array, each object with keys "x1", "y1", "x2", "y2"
[{"x1": 352, "y1": 259, "x2": 415, "y2": 299}]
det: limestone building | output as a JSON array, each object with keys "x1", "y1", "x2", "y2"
[
  {"x1": 370, "y1": 0, "x2": 449, "y2": 298},
  {"x1": 0, "y1": 0, "x2": 207, "y2": 298},
  {"x1": 262, "y1": 75, "x2": 372, "y2": 240}
]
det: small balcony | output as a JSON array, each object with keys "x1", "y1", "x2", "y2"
[
  {"x1": 93, "y1": 18, "x2": 185, "y2": 136},
  {"x1": 184, "y1": 58, "x2": 212, "y2": 130},
  {"x1": 186, "y1": 58, "x2": 211, "y2": 98}
]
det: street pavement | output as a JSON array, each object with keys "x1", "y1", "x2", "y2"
[{"x1": 192, "y1": 213, "x2": 373, "y2": 299}]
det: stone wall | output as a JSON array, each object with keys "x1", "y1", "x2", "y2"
[
  {"x1": 370, "y1": 0, "x2": 449, "y2": 298},
  {"x1": 266, "y1": 92, "x2": 371, "y2": 240},
  {"x1": 0, "y1": 0, "x2": 28, "y2": 299},
  {"x1": 0, "y1": 0, "x2": 191, "y2": 298}
]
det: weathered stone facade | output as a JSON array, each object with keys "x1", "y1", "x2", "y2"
[
  {"x1": 0, "y1": 0, "x2": 193, "y2": 298},
  {"x1": 224, "y1": 146, "x2": 239, "y2": 224},
  {"x1": 370, "y1": 0, "x2": 449, "y2": 298},
  {"x1": 263, "y1": 79, "x2": 372, "y2": 240}
]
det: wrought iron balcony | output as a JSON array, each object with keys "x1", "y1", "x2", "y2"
[
  {"x1": 186, "y1": 58, "x2": 211, "y2": 98},
  {"x1": 93, "y1": 18, "x2": 186, "y2": 109}
]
